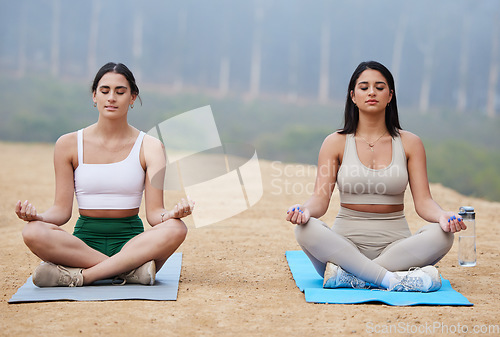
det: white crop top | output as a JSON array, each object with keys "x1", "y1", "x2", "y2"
[
  {"x1": 336, "y1": 133, "x2": 408, "y2": 205},
  {"x1": 74, "y1": 129, "x2": 146, "y2": 209}
]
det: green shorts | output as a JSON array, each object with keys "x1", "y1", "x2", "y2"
[{"x1": 73, "y1": 215, "x2": 145, "y2": 257}]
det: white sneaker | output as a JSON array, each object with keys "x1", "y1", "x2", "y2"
[
  {"x1": 389, "y1": 266, "x2": 441, "y2": 292},
  {"x1": 323, "y1": 262, "x2": 366, "y2": 289}
]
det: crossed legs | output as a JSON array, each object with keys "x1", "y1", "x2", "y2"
[
  {"x1": 22, "y1": 219, "x2": 187, "y2": 285},
  {"x1": 294, "y1": 217, "x2": 454, "y2": 287}
]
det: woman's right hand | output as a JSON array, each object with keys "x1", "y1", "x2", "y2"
[
  {"x1": 15, "y1": 200, "x2": 42, "y2": 222},
  {"x1": 286, "y1": 204, "x2": 310, "y2": 225}
]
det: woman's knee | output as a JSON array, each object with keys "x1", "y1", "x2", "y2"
[
  {"x1": 421, "y1": 223, "x2": 455, "y2": 251},
  {"x1": 294, "y1": 218, "x2": 311, "y2": 244},
  {"x1": 294, "y1": 217, "x2": 326, "y2": 246},
  {"x1": 163, "y1": 219, "x2": 188, "y2": 244},
  {"x1": 442, "y1": 229, "x2": 455, "y2": 251},
  {"x1": 22, "y1": 221, "x2": 47, "y2": 248}
]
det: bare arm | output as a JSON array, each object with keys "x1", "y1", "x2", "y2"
[
  {"x1": 142, "y1": 135, "x2": 194, "y2": 226},
  {"x1": 15, "y1": 133, "x2": 76, "y2": 226},
  {"x1": 403, "y1": 131, "x2": 466, "y2": 233},
  {"x1": 286, "y1": 132, "x2": 342, "y2": 225}
]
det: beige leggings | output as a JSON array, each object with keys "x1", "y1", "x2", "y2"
[{"x1": 294, "y1": 207, "x2": 454, "y2": 286}]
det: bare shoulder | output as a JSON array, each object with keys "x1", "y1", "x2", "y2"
[
  {"x1": 400, "y1": 130, "x2": 424, "y2": 146},
  {"x1": 142, "y1": 134, "x2": 164, "y2": 152},
  {"x1": 321, "y1": 131, "x2": 346, "y2": 154},
  {"x1": 322, "y1": 131, "x2": 346, "y2": 149},
  {"x1": 141, "y1": 134, "x2": 165, "y2": 167},
  {"x1": 53, "y1": 132, "x2": 79, "y2": 167},
  {"x1": 399, "y1": 130, "x2": 425, "y2": 157},
  {"x1": 54, "y1": 131, "x2": 78, "y2": 153},
  {"x1": 318, "y1": 131, "x2": 346, "y2": 163},
  {"x1": 56, "y1": 131, "x2": 77, "y2": 146}
]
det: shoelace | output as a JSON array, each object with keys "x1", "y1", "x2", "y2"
[
  {"x1": 112, "y1": 271, "x2": 133, "y2": 286},
  {"x1": 112, "y1": 269, "x2": 139, "y2": 286},
  {"x1": 337, "y1": 269, "x2": 367, "y2": 289},
  {"x1": 390, "y1": 267, "x2": 424, "y2": 291},
  {"x1": 111, "y1": 277, "x2": 128, "y2": 286},
  {"x1": 57, "y1": 265, "x2": 81, "y2": 287}
]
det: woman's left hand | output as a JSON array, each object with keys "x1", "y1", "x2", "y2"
[
  {"x1": 439, "y1": 211, "x2": 467, "y2": 233},
  {"x1": 169, "y1": 196, "x2": 195, "y2": 219}
]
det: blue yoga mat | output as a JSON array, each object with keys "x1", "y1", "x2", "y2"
[
  {"x1": 9, "y1": 253, "x2": 182, "y2": 303},
  {"x1": 286, "y1": 250, "x2": 473, "y2": 306}
]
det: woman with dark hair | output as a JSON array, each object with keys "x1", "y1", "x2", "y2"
[
  {"x1": 286, "y1": 61, "x2": 465, "y2": 292},
  {"x1": 16, "y1": 62, "x2": 193, "y2": 287}
]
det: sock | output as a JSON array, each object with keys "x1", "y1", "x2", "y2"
[{"x1": 381, "y1": 271, "x2": 397, "y2": 289}]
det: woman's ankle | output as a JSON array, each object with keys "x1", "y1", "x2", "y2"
[{"x1": 381, "y1": 271, "x2": 396, "y2": 289}]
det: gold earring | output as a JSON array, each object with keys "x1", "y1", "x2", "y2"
[
  {"x1": 93, "y1": 102, "x2": 97, "y2": 107},
  {"x1": 130, "y1": 104, "x2": 134, "y2": 109}
]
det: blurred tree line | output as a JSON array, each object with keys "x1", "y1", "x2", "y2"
[
  {"x1": 1, "y1": 76, "x2": 499, "y2": 202},
  {"x1": 1, "y1": 0, "x2": 499, "y2": 201},
  {"x1": 1, "y1": 0, "x2": 499, "y2": 116}
]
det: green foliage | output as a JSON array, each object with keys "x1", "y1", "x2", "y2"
[
  {"x1": 0, "y1": 76, "x2": 91, "y2": 141},
  {"x1": 425, "y1": 140, "x2": 500, "y2": 201},
  {"x1": 1, "y1": 75, "x2": 499, "y2": 201},
  {"x1": 256, "y1": 125, "x2": 331, "y2": 164}
]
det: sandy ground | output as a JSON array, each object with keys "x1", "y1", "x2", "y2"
[{"x1": 1, "y1": 141, "x2": 499, "y2": 336}]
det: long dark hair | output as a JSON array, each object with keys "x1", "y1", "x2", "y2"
[
  {"x1": 91, "y1": 62, "x2": 142, "y2": 105},
  {"x1": 339, "y1": 61, "x2": 401, "y2": 137}
]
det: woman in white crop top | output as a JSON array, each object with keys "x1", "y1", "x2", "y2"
[
  {"x1": 286, "y1": 61, "x2": 466, "y2": 292},
  {"x1": 15, "y1": 62, "x2": 194, "y2": 287}
]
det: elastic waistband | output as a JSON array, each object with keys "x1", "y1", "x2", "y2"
[
  {"x1": 77, "y1": 214, "x2": 141, "y2": 222},
  {"x1": 74, "y1": 214, "x2": 143, "y2": 238},
  {"x1": 337, "y1": 206, "x2": 405, "y2": 221}
]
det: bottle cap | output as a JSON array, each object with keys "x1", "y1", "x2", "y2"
[{"x1": 458, "y1": 206, "x2": 475, "y2": 219}]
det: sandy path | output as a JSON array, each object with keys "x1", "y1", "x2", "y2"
[{"x1": 1, "y1": 142, "x2": 499, "y2": 336}]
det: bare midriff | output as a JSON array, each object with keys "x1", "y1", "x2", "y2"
[
  {"x1": 341, "y1": 203, "x2": 404, "y2": 213},
  {"x1": 79, "y1": 208, "x2": 140, "y2": 218}
]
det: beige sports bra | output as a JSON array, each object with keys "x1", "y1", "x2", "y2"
[{"x1": 336, "y1": 133, "x2": 408, "y2": 205}]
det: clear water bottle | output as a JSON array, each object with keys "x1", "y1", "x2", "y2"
[{"x1": 458, "y1": 206, "x2": 476, "y2": 267}]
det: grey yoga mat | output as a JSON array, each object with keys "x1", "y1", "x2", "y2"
[{"x1": 9, "y1": 253, "x2": 182, "y2": 303}]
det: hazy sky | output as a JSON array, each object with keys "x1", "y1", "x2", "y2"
[{"x1": 1, "y1": 0, "x2": 499, "y2": 113}]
